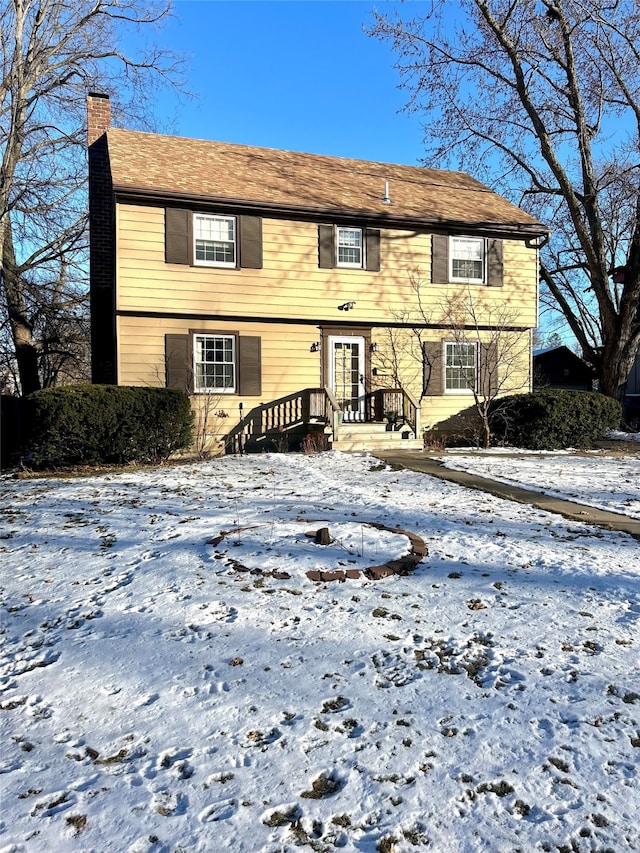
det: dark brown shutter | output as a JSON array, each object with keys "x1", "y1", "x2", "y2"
[
  {"x1": 487, "y1": 238, "x2": 503, "y2": 287},
  {"x1": 318, "y1": 225, "x2": 335, "y2": 268},
  {"x1": 365, "y1": 229, "x2": 381, "y2": 271},
  {"x1": 165, "y1": 208, "x2": 191, "y2": 265},
  {"x1": 423, "y1": 341, "x2": 443, "y2": 396},
  {"x1": 165, "y1": 334, "x2": 191, "y2": 392},
  {"x1": 238, "y1": 336, "x2": 261, "y2": 396},
  {"x1": 431, "y1": 234, "x2": 449, "y2": 284},
  {"x1": 479, "y1": 342, "x2": 499, "y2": 397},
  {"x1": 239, "y1": 216, "x2": 263, "y2": 269}
]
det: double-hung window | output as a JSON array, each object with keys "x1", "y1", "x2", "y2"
[
  {"x1": 194, "y1": 214, "x2": 236, "y2": 267},
  {"x1": 337, "y1": 227, "x2": 363, "y2": 268},
  {"x1": 450, "y1": 236, "x2": 485, "y2": 283},
  {"x1": 194, "y1": 334, "x2": 236, "y2": 393},
  {"x1": 445, "y1": 342, "x2": 477, "y2": 393}
]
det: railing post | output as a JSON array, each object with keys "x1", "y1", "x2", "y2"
[{"x1": 332, "y1": 407, "x2": 341, "y2": 441}]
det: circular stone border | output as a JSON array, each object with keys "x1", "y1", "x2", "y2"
[{"x1": 207, "y1": 521, "x2": 428, "y2": 582}]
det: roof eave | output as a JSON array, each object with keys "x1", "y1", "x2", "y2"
[{"x1": 112, "y1": 184, "x2": 550, "y2": 240}]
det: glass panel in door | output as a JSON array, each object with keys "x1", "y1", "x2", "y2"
[{"x1": 330, "y1": 336, "x2": 365, "y2": 422}]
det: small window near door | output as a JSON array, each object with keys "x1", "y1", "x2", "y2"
[{"x1": 337, "y1": 227, "x2": 363, "y2": 268}]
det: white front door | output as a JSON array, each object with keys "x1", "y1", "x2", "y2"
[{"x1": 329, "y1": 336, "x2": 366, "y2": 421}]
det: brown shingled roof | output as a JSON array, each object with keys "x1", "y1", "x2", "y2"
[{"x1": 105, "y1": 127, "x2": 546, "y2": 237}]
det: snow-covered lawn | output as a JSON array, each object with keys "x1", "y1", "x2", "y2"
[
  {"x1": 436, "y1": 445, "x2": 640, "y2": 519},
  {"x1": 1, "y1": 451, "x2": 639, "y2": 853}
]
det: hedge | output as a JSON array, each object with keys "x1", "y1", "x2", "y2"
[
  {"x1": 488, "y1": 389, "x2": 622, "y2": 450},
  {"x1": 22, "y1": 385, "x2": 194, "y2": 468}
]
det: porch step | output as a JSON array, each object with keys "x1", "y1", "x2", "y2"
[{"x1": 331, "y1": 423, "x2": 423, "y2": 453}]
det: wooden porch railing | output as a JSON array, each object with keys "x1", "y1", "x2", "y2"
[
  {"x1": 230, "y1": 386, "x2": 420, "y2": 452},
  {"x1": 260, "y1": 390, "x2": 307, "y2": 433},
  {"x1": 231, "y1": 388, "x2": 339, "y2": 449},
  {"x1": 366, "y1": 387, "x2": 420, "y2": 437},
  {"x1": 322, "y1": 385, "x2": 342, "y2": 441}
]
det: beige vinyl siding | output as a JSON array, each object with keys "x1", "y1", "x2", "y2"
[
  {"x1": 118, "y1": 315, "x2": 331, "y2": 453},
  {"x1": 115, "y1": 203, "x2": 537, "y2": 328},
  {"x1": 116, "y1": 204, "x2": 426, "y2": 321},
  {"x1": 420, "y1": 330, "x2": 532, "y2": 431},
  {"x1": 426, "y1": 239, "x2": 538, "y2": 328},
  {"x1": 118, "y1": 315, "x2": 320, "y2": 395},
  {"x1": 115, "y1": 201, "x2": 537, "y2": 444},
  {"x1": 368, "y1": 327, "x2": 425, "y2": 400},
  {"x1": 120, "y1": 315, "x2": 529, "y2": 400},
  {"x1": 367, "y1": 326, "x2": 531, "y2": 432},
  {"x1": 118, "y1": 320, "x2": 531, "y2": 446}
]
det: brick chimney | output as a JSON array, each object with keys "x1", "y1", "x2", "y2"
[
  {"x1": 88, "y1": 90, "x2": 116, "y2": 385},
  {"x1": 87, "y1": 92, "x2": 111, "y2": 146}
]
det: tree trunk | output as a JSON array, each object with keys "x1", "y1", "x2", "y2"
[
  {"x1": 481, "y1": 417, "x2": 491, "y2": 449},
  {"x1": 3, "y1": 222, "x2": 41, "y2": 396},
  {"x1": 597, "y1": 254, "x2": 640, "y2": 400},
  {"x1": 598, "y1": 340, "x2": 638, "y2": 401}
]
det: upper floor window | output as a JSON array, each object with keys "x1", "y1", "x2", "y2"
[
  {"x1": 193, "y1": 333, "x2": 236, "y2": 393},
  {"x1": 450, "y1": 236, "x2": 485, "y2": 283},
  {"x1": 318, "y1": 224, "x2": 379, "y2": 271},
  {"x1": 337, "y1": 227, "x2": 363, "y2": 268},
  {"x1": 445, "y1": 342, "x2": 477, "y2": 393},
  {"x1": 194, "y1": 214, "x2": 236, "y2": 267}
]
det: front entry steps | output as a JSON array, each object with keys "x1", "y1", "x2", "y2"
[{"x1": 330, "y1": 421, "x2": 423, "y2": 452}]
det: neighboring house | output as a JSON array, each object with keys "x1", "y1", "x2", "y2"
[
  {"x1": 533, "y1": 346, "x2": 595, "y2": 391},
  {"x1": 623, "y1": 349, "x2": 640, "y2": 427},
  {"x1": 625, "y1": 350, "x2": 640, "y2": 395},
  {"x1": 88, "y1": 93, "x2": 548, "y2": 453}
]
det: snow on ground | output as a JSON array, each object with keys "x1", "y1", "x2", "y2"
[
  {"x1": 1, "y1": 451, "x2": 639, "y2": 853},
  {"x1": 436, "y1": 447, "x2": 640, "y2": 519}
]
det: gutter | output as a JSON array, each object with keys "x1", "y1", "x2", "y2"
[{"x1": 112, "y1": 184, "x2": 550, "y2": 242}]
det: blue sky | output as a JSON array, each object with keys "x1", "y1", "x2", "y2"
[{"x1": 154, "y1": 0, "x2": 430, "y2": 166}]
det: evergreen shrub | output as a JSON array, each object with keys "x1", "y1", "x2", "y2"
[
  {"x1": 23, "y1": 385, "x2": 194, "y2": 468},
  {"x1": 489, "y1": 390, "x2": 621, "y2": 450}
]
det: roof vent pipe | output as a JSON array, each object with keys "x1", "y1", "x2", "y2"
[{"x1": 383, "y1": 181, "x2": 391, "y2": 204}]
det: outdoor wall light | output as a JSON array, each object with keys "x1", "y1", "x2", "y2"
[
  {"x1": 370, "y1": 342, "x2": 378, "y2": 353},
  {"x1": 310, "y1": 342, "x2": 320, "y2": 352},
  {"x1": 338, "y1": 301, "x2": 356, "y2": 311}
]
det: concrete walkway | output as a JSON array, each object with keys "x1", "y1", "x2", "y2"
[{"x1": 374, "y1": 450, "x2": 640, "y2": 541}]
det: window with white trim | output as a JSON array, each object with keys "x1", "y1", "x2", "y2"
[
  {"x1": 194, "y1": 334, "x2": 236, "y2": 393},
  {"x1": 337, "y1": 227, "x2": 363, "y2": 268},
  {"x1": 445, "y1": 342, "x2": 477, "y2": 393},
  {"x1": 194, "y1": 214, "x2": 236, "y2": 267},
  {"x1": 450, "y1": 236, "x2": 485, "y2": 282}
]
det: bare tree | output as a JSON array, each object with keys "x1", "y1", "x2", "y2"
[
  {"x1": 436, "y1": 290, "x2": 531, "y2": 447},
  {"x1": 376, "y1": 312, "x2": 425, "y2": 393},
  {"x1": 376, "y1": 271, "x2": 443, "y2": 398},
  {"x1": 369, "y1": 0, "x2": 640, "y2": 400},
  {"x1": 0, "y1": 0, "x2": 184, "y2": 395},
  {"x1": 379, "y1": 275, "x2": 531, "y2": 447}
]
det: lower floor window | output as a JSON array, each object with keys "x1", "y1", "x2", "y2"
[
  {"x1": 445, "y1": 342, "x2": 477, "y2": 392},
  {"x1": 194, "y1": 334, "x2": 236, "y2": 392}
]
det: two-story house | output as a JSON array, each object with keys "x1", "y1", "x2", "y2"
[{"x1": 88, "y1": 93, "x2": 547, "y2": 453}]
